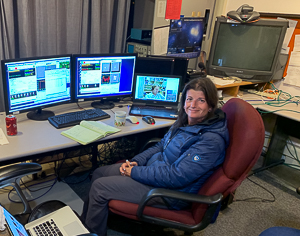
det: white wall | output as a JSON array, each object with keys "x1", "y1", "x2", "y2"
[{"x1": 225, "y1": 0, "x2": 300, "y2": 15}]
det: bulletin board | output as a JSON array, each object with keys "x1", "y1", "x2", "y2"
[{"x1": 260, "y1": 13, "x2": 300, "y2": 78}]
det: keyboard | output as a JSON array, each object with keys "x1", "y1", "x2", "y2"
[
  {"x1": 33, "y1": 219, "x2": 63, "y2": 236},
  {"x1": 48, "y1": 108, "x2": 111, "y2": 129},
  {"x1": 130, "y1": 105, "x2": 178, "y2": 119}
]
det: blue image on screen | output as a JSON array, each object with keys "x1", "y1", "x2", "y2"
[
  {"x1": 168, "y1": 17, "x2": 204, "y2": 55},
  {"x1": 102, "y1": 63, "x2": 111, "y2": 72},
  {"x1": 3, "y1": 206, "x2": 29, "y2": 236},
  {"x1": 111, "y1": 62, "x2": 120, "y2": 72},
  {"x1": 111, "y1": 73, "x2": 120, "y2": 83}
]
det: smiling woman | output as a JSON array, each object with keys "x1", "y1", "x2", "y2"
[
  {"x1": 175, "y1": 77, "x2": 219, "y2": 128},
  {"x1": 81, "y1": 77, "x2": 228, "y2": 236}
]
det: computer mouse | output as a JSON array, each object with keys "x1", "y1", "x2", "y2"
[
  {"x1": 142, "y1": 116, "x2": 155, "y2": 125},
  {"x1": 126, "y1": 116, "x2": 139, "y2": 124}
]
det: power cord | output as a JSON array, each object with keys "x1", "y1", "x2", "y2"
[
  {"x1": 233, "y1": 176, "x2": 276, "y2": 203},
  {"x1": 8, "y1": 176, "x2": 57, "y2": 203}
]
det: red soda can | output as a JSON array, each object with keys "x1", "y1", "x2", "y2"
[{"x1": 6, "y1": 115, "x2": 18, "y2": 136}]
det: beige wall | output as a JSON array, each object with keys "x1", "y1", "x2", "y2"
[{"x1": 224, "y1": 0, "x2": 300, "y2": 14}]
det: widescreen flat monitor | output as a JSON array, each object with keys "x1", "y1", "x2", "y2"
[
  {"x1": 1, "y1": 55, "x2": 72, "y2": 120},
  {"x1": 167, "y1": 17, "x2": 204, "y2": 58},
  {"x1": 207, "y1": 17, "x2": 288, "y2": 82},
  {"x1": 73, "y1": 53, "x2": 136, "y2": 109},
  {"x1": 135, "y1": 56, "x2": 188, "y2": 90},
  {"x1": 133, "y1": 74, "x2": 181, "y2": 107}
]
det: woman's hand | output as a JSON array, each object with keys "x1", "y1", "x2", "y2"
[{"x1": 119, "y1": 160, "x2": 138, "y2": 176}]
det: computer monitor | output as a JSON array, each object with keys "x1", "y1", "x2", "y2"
[
  {"x1": 207, "y1": 16, "x2": 288, "y2": 82},
  {"x1": 1, "y1": 55, "x2": 72, "y2": 120},
  {"x1": 73, "y1": 53, "x2": 136, "y2": 109},
  {"x1": 167, "y1": 17, "x2": 204, "y2": 58},
  {"x1": 133, "y1": 74, "x2": 181, "y2": 107},
  {"x1": 136, "y1": 56, "x2": 188, "y2": 91},
  {"x1": 135, "y1": 57, "x2": 175, "y2": 75}
]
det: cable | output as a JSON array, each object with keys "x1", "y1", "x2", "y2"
[
  {"x1": 61, "y1": 171, "x2": 91, "y2": 185},
  {"x1": 76, "y1": 102, "x2": 85, "y2": 110},
  {"x1": 8, "y1": 177, "x2": 57, "y2": 203},
  {"x1": 233, "y1": 177, "x2": 276, "y2": 203}
]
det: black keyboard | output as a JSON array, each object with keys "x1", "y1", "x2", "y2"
[
  {"x1": 130, "y1": 105, "x2": 178, "y2": 119},
  {"x1": 48, "y1": 108, "x2": 111, "y2": 129}
]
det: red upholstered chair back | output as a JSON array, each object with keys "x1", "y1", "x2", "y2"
[{"x1": 192, "y1": 98, "x2": 265, "y2": 222}]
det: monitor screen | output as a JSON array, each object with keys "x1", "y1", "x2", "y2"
[
  {"x1": 207, "y1": 17, "x2": 288, "y2": 82},
  {"x1": 136, "y1": 56, "x2": 188, "y2": 91},
  {"x1": 133, "y1": 74, "x2": 181, "y2": 106},
  {"x1": 167, "y1": 17, "x2": 204, "y2": 58},
  {"x1": 1, "y1": 55, "x2": 72, "y2": 120},
  {"x1": 73, "y1": 53, "x2": 136, "y2": 109}
]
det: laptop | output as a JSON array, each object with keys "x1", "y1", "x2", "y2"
[
  {"x1": 130, "y1": 74, "x2": 182, "y2": 119},
  {"x1": 2, "y1": 205, "x2": 89, "y2": 236}
]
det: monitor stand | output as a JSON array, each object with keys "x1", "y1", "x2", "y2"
[
  {"x1": 91, "y1": 100, "x2": 115, "y2": 109},
  {"x1": 27, "y1": 108, "x2": 55, "y2": 121}
]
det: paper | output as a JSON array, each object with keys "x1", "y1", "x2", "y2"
[
  {"x1": 284, "y1": 51, "x2": 300, "y2": 87},
  {"x1": 165, "y1": 0, "x2": 182, "y2": 20},
  {"x1": 277, "y1": 17, "x2": 297, "y2": 49},
  {"x1": 0, "y1": 128, "x2": 9, "y2": 145},
  {"x1": 293, "y1": 35, "x2": 300, "y2": 51},
  {"x1": 157, "y1": 1, "x2": 166, "y2": 18},
  {"x1": 207, "y1": 75, "x2": 235, "y2": 86},
  {"x1": 153, "y1": 26, "x2": 170, "y2": 55},
  {"x1": 284, "y1": 66, "x2": 300, "y2": 87},
  {"x1": 0, "y1": 207, "x2": 5, "y2": 231},
  {"x1": 288, "y1": 51, "x2": 300, "y2": 66}
]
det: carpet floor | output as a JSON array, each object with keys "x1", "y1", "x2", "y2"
[{"x1": 65, "y1": 169, "x2": 300, "y2": 236}]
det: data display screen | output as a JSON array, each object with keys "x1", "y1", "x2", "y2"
[
  {"x1": 73, "y1": 54, "x2": 136, "y2": 100},
  {"x1": 2, "y1": 56, "x2": 71, "y2": 114}
]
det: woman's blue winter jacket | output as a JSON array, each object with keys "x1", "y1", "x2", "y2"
[{"x1": 130, "y1": 109, "x2": 229, "y2": 209}]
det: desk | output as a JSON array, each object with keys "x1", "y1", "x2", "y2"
[
  {"x1": 229, "y1": 93, "x2": 300, "y2": 170},
  {"x1": 0, "y1": 101, "x2": 175, "y2": 165}
]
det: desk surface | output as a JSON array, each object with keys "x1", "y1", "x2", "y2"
[
  {"x1": 0, "y1": 101, "x2": 174, "y2": 163},
  {"x1": 225, "y1": 93, "x2": 300, "y2": 122}
]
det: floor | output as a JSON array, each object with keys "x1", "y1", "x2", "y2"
[
  {"x1": 1, "y1": 156, "x2": 299, "y2": 236},
  {"x1": 0, "y1": 176, "x2": 84, "y2": 216}
]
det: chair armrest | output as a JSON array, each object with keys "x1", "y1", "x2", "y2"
[
  {"x1": 139, "y1": 138, "x2": 161, "y2": 153},
  {"x1": 137, "y1": 188, "x2": 222, "y2": 232},
  {"x1": 0, "y1": 163, "x2": 42, "y2": 184}
]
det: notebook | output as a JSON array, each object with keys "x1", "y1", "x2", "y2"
[
  {"x1": 2, "y1": 205, "x2": 89, "y2": 236},
  {"x1": 129, "y1": 74, "x2": 182, "y2": 119}
]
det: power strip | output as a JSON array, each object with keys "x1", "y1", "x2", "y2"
[{"x1": 245, "y1": 89, "x2": 278, "y2": 99}]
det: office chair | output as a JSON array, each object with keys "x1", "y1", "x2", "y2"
[
  {"x1": 259, "y1": 226, "x2": 300, "y2": 236},
  {"x1": 108, "y1": 98, "x2": 265, "y2": 234},
  {"x1": 0, "y1": 163, "x2": 42, "y2": 224}
]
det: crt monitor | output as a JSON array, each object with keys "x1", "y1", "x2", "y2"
[
  {"x1": 1, "y1": 55, "x2": 72, "y2": 120},
  {"x1": 207, "y1": 16, "x2": 288, "y2": 82},
  {"x1": 73, "y1": 53, "x2": 136, "y2": 109}
]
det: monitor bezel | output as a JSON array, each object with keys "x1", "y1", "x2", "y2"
[
  {"x1": 72, "y1": 53, "x2": 137, "y2": 103},
  {"x1": 146, "y1": 55, "x2": 189, "y2": 91},
  {"x1": 207, "y1": 17, "x2": 288, "y2": 82},
  {"x1": 132, "y1": 73, "x2": 182, "y2": 107},
  {"x1": 1, "y1": 54, "x2": 73, "y2": 116}
]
